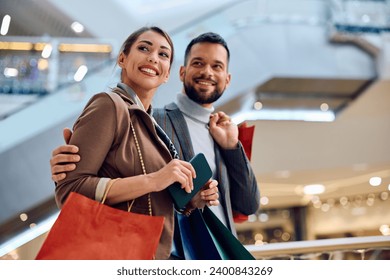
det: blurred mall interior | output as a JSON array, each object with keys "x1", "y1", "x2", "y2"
[{"x1": 0, "y1": 0, "x2": 389, "y2": 260}]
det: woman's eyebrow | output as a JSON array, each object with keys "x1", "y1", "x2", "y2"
[{"x1": 139, "y1": 40, "x2": 171, "y2": 51}]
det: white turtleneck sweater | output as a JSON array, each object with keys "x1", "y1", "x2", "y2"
[{"x1": 176, "y1": 93, "x2": 228, "y2": 226}]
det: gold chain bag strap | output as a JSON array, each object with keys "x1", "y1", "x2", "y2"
[
  {"x1": 129, "y1": 120, "x2": 153, "y2": 215},
  {"x1": 105, "y1": 91, "x2": 152, "y2": 216}
]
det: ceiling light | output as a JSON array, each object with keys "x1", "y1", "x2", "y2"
[
  {"x1": 379, "y1": 224, "x2": 389, "y2": 236},
  {"x1": 311, "y1": 195, "x2": 320, "y2": 203},
  {"x1": 312, "y1": 200, "x2": 322, "y2": 208},
  {"x1": 4, "y1": 67, "x2": 18, "y2": 78},
  {"x1": 1, "y1": 15, "x2": 11, "y2": 36},
  {"x1": 41, "y1": 44, "x2": 52, "y2": 58},
  {"x1": 380, "y1": 192, "x2": 388, "y2": 201},
  {"x1": 38, "y1": 59, "x2": 49, "y2": 71},
  {"x1": 321, "y1": 203, "x2": 330, "y2": 212},
  {"x1": 0, "y1": 41, "x2": 33, "y2": 51},
  {"x1": 71, "y1": 21, "x2": 84, "y2": 33},
  {"x1": 281, "y1": 232, "x2": 291, "y2": 241},
  {"x1": 254, "y1": 101, "x2": 263, "y2": 110},
  {"x1": 369, "y1": 176, "x2": 381, "y2": 187},
  {"x1": 260, "y1": 196, "x2": 269, "y2": 205},
  {"x1": 33, "y1": 42, "x2": 45, "y2": 51},
  {"x1": 303, "y1": 184, "x2": 325, "y2": 195},
  {"x1": 248, "y1": 214, "x2": 257, "y2": 222},
  {"x1": 340, "y1": 196, "x2": 348, "y2": 206},
  {"x1": 254, "y1": 233, "x2": 263, "y2": 241},
  {"x1": 232, "y1": 109, "x2": 335, "y2": 123},
  {"x1": 320, "y1": 103, "x2": 329, "y2": 112},
  {"x1": 58, "y1": 43, "x2": 112, "y2": 53},
  {"x1": 258, "y1": 213, "x2": 269, "y2": 222},
  {"x1": 19, "y1": 213, "x2": 28, "y2": 222},
  {"x1": 74, "y1": 65, "x2": 88, "y2": 82}
]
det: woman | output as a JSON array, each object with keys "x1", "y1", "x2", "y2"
[{"x1": 55, "y1": 26, "x2": 219, "y2": 259}]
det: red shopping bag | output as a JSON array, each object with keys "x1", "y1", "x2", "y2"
[
  {"x1": 238, "y1": 122, "x2": 255, "y2": 160},
  {"x1": 35, "y1": 192, "x2": 164, "y2": 260},
  {"x1": 234, "y1": 122, "x2": 255, "y2": 223}
]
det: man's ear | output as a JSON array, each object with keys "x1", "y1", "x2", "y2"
[
  {"x1": 225, "y1": 73, "x2": 232, "y2": 88},
  {"x1": 179, "y1": 66, "x2": 186, "y2": 82}
]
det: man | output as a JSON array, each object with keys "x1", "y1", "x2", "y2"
[{"x1": 50, "y1": 32, "x2": 260, "y2": 255}]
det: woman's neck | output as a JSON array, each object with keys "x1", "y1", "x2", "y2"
[
  {"x1": 136, "y1": 91, "x2": 153, "y2": 110},
  {"x1": 119, "y1": 82, "x2": 154, "y2": 111}
]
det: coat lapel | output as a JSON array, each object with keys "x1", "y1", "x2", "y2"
[
  {"x1": 165, "y1": 103, "x2": 195, "y2": 161},
  {"x1": 110, "y1": 88, "x2": 172, "y2": 160}
]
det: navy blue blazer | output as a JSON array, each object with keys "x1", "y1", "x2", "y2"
[{"x1": 154, "y1": 102, "x2": 260, "y2": 235}]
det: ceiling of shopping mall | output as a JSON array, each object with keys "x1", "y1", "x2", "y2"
[{"x1": 1, "y1": 0, "x2": 389, "y2": 210}]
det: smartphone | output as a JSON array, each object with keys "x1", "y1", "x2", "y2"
[{"x1": 168, "y1": 153, "x2": 212, "y2": 210}]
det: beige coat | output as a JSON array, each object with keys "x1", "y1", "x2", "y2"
[{"x1": 55, "y1": 87, "x2": 174, "y2": 259}]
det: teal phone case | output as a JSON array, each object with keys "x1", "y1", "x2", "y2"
[{"x1": 168, "y1": 153, "x2": 212, "y2": 210}]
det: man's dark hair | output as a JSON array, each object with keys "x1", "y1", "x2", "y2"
[{"x1": 184, "y1": 32, "x2": 230, "y2": 66}]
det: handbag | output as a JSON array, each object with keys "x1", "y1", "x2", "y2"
[
  {"x1": 35, "y1": 191, "x2": 164, "y2": 260},
  {"x1": 176, "y1": 207, "x2": 255, "y2": 260},
  {"x1": 36, "y1": 96, "x2": 164, "y2": 260}
]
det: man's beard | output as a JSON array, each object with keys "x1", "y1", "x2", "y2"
[{"x1": 184, "y1": 81, "x2": 224, "y2": 105}]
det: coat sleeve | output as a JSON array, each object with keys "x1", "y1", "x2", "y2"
[
  {"x1": 220, "y1": 141, "x2": 260, "y2": 215},
  {"x1": 55, "y1": 93, "x2": 116, "y2": 207}
]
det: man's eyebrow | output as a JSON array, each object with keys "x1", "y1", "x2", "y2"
[
  {"x1": 139, "y1": 40, "x2": 171, "y2": 51},
  {"x1": 191, "y1": 56, "x2": 225, "y2": 65}
]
